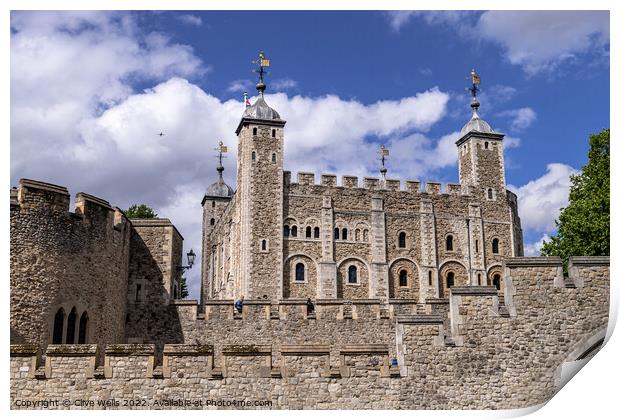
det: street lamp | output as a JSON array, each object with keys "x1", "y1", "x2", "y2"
[{"x1": 178, "y1": 249, "x2": 196, "y2": 273}]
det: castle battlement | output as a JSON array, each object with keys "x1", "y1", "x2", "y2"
[{"x1": 283, "y1": 171, "x2": 468, "y2": 195}]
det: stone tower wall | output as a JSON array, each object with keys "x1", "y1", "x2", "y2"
[{"x1": 10, "y1": 256, "x2": 609, "y2": 410}]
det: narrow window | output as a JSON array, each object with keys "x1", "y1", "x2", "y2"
[
  {"x1": 261, "y1": 239, "x2": 267, "y2": 251},
  {"x1": 342, "y1": 228, "x2": 348, "y2": 240},
  {"x1": 334, "y1": 228, "x2": 340, "y2": 240},
  {"x1": 428, "y1": 271, "x2": 433, "y2": 286},
  {"x1": 446, "y1": 235, "x2": 454, "y2": 251},
  {"x1": 477, "y1": 273, "x2": 482, "y2": 284},
  {"x1": 272, "y1": 129, "x2": 276, "y2": 138},
  {"x1": 363, "y1": 229, "x2": 369, "y2": 242},
  {"x1": 295, "y1": 262, "x2": 305, "y2": 281},
  {"x1": 252, "y1": 151, "x2": 256, "y2": 161},
  {"x1": 291, "y1": 226, "x2": 298, "y2": 237},
  {"x1": 492, "y1": 238, "x2": 500, "y2": 254},
  {"x1": 210, "y1": 218, "x2": 215, "y2": 226},
  {"x1": 78, "y1": 312, "x2": 88, "y2": 344},
  {"x1": 211, "y1": 201, "x2": 215, "y2": 208},
  {"x1": 252, "y1": 127, "x2": 257, "y2": 135},
  {"x1": 399, "y1": 270, "x2": 408, "y2": 287},
  {"x1": 66, "y1": 307, "x2": 77, "y2": 344},
  {"x1": 173, "y1": 285, "x2": 178, "y2": 299},
  {"x1": 446, "y1": 272, "x2": 455, "y2": 289},
  {"x1": 475, "y1": 239, "x2": 479, "y2": 253},
  {"x1": 488, "y1": 188, "x2": 493, "y2": 199},
  {"x1": 272, "y1": 153, "x2": 276, "y2": 163},
  {"x1": 493, "y1": 273, "x2": 501, "y2": 290},
  {"x1": 348, "y1": 265, "x2": 358, "y2": 284},
  {"x1": 398, "y1": 232, "x2": 406, "y2": 248},
  {"x1": 52, "y1": 308, "x2": 65, "y2": 344},
  {"x1": 355, "y1": 229, "x2": 360, "y2": 241},
  {"x1": 283, "y1": 225, "x2": 290, "y2": 237},
  {"x1": 306, "y1": 226, "x2": 312, "y2": 238},
  {"x1": 485, "y1": 141, "x2": 489, "y2": 149},
  {"x1": 314, "y1": 227, "x2": 320, "y2": 238},
  {"x1": 136, "y1": 284, "x2": 142, "y2": 302}
]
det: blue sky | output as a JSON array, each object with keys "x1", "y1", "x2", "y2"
[{"x1": 10, "y1": 10, "x2": 610, "y2": 298}]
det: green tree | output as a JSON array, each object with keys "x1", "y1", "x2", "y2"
[
  {"x1": 124, "y1": 204, "x2": 157, "y2": 219},
  {"x1": 178, "y1": 277, "x2": 189, "y2": 299},
  {"x1": 541, "y1": 129, "x2": 610, "y2": 265}
]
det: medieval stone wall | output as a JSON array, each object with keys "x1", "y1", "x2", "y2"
[{"x1": 10, "y1": 257, "x2": 609, "y2": 410}]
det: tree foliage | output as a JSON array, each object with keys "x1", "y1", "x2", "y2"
[
  {"x1": 124, "y1": 204, "x2": 157, "y2": 219},
  {"x1": 541, "y1": 129, "x2": 610, "y2": 264},
  {"x1": 179, "y1": 277, "x2": 189, "y2": 299}
]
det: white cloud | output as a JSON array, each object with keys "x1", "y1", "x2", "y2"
[
  {"x1": 390, "y1": 11, "x2": 609, "y2": 76},
  {"x1": 226, "y1": 79, "x2": 253, "y2": 93},
  {"x1": 419, "y1": 68, "x2": 433, "y2": 77},
  {"x1": 176, "y1": 14, "x2": 202, "y2": 27},
  {"x1": 499, "y1": 107, "x2": 537, "y2": 131},
  {"x1": 524, "y1": 234, "x2": 551, "y2": 257},
  {"x1": 509, "y1": 163, "x2": 578, "y2": 233},
  {"x1": 271, "y1": 78, "x2": 298, "y2": 91}
]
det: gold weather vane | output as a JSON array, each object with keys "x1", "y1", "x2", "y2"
[
  {"x1": 252, "y1": 51, "x2": 271, "y2": 94},
  {"x1": 215, "y1": 141, "x2": 228, "y2": 174},
  {"x1": 466, "y1": 69, "x2": 481, "y2": 99},
  {"x1": 377, "y1": 144, "x2": 389, "y2": 182},
  {"x1": 215, "y1": 140, "x2": 228, "y2": 154}
]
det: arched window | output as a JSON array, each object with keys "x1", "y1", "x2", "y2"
[
  {"x1": 492, "y1": 238, "x2": 500, "y2": 254},
  {"x1": 283, "y1": 225, "x2": 290, "y2": 237},
  {"x1": 261, "y1": 239, "x2": 267, "y2": 251},
  {"x1": 251, "y1": 151, "x2": 256, "y2": 161},
  {"x1": 446, "y1": 235, "x2": 454, "y2": 251},
  {"x1": 488, "y1": 188, "x2": 493, "y2": 199},
  {"x1": 295, "y1": 262, "x2": 305, "y2": 281},
  {"x1": 446, "y1": 272, "x2": 455, "y2": 289},
  {"x1": 66, "y1": 307, "x2": 77, "y2": 344},
  {"x1": 291, "y1": 226, "x2": 298, "y2": 237},
  {"x1": 210, "y1": 218, "x2": 215, "y2": 226},
  {"x1": 398, "y1": 232, "x2": 406, "y2": 248},
  {"x1": 348, "y1": 265, "x2": 358, "y2": 284},
  {"x1": 272, "y1": 129, "x2": 276, "y2": 138},
  {"x1": 78, "y1": 312, "x2": 88, "y2": 344},
  {"x1": 428, "y1": 271, "x2": 433, "y2": 286},
  {"x1": 306, "y1": 226, "x2": 312, "y2": 238},
  {"x1": 399, "y1": 270, "x2": 408, "y2": 287},
  {"x1": 272, "y1": 153, "x2": 276, "y2": 163},
  {"x1": 334, "y1": 228, "x2": 340, "y2": 240},
  {"x1": 52, "y1": 308, "x2": 65, "y2": 344},
  {"x1": 342, "y1": 228, "x2": 348, "y2": 240},
  {"x1": 355, "y1": 229, "x2": 360, "y2": 241},
  {"x1": 314, "y1": 227, "x2": 320, "y2": 238},
  {"x1": 252, "y1": 127, "x2": 257, "y2": 135},
  {"x1": 493, "y1": 273, "x2": 501, "y2": 290},
  {"x1": 363, "y1": 229, "x2": 369, "y2": 242}
]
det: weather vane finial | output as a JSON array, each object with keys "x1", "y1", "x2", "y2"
[
  {"x1": 377, "y1": 144, "x2": 390, "y2": 184},
  {"x1": 252, "y1": 51, "x2": 271, "y2": 96},
  {"x1": 466, "y1": 69, "x2": 481, "y2": 111},
  {"x1": 214, "y1": 141, "x2": 228, "y2": 179}
]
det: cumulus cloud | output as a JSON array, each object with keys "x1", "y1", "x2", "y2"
[
  {"x1": 498, "y1": 107, "x2": 537, "y2": 131},
  {"x1": 175, "y1": 14, "x2": 203, "y2": 27},
  {"x1": 271, "y1": 78, "x2": 298, "y2": 91},
  {"x1": 509, "y1": 163, "x2": 578, "y2": 233},
  {"x1": 388, "y1": 11, "x2": 609, "y2": 76},
  {"x1": 524, "y1": 234, "x2": 551, "y2": 257},
  {"x1": 227, "y1": 79, "x2": 253, "y2": 93}
]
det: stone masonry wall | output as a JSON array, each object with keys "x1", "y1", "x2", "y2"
[{"x1": 10, "y1": 256, "x2": 609, "y2": 410}]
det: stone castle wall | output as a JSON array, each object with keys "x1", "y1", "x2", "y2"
[{"x1": 10, "y1": 256, "x2": 609, "y2": 410}]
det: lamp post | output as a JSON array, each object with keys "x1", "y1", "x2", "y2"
[{"x1": 178, "y1": 249, "x2": 196, "y2": 273}]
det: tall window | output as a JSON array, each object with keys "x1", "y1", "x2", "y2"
[
  {"x1": 363, "y1": 229, "x2": 369, "y2": 242},
  {"x1": 314, "y1": 227, "x2": 320, "y2": 238},
  {"x1": 66, "y1": 307, "x2": 77, "y2": 344},
  {"x1": 252, "y1": 151, "x2": 256, "y2": 161},
  {"x1": 52, "y1": 308, "x2": 65, "y2": 344},
  {"x1": 252, "y1": 127, "x2": 257, "y2": 135},
  {"x1": 342, "y1": 228, "x2": 348, "y2": 240},
  {"x1": 283, "y1": 225, "x2": 290, "y2": 237},
  {"x1": 399, "y1": 270, "x2": 408, "y2": 287},
  {"x1": 210, "y1": 218, "x2": 215, "y2": 226},
  {"x1": 475, "y1": 240, "x2": 479, "y2": 253},
  {"x1": 485, "y1": 141, "x2": 489, "y2": 149},
  {"x1": 492, "y1": 238, "x2": 500, "y2": 254},
  {"x1": 272, "y1": 129, "x2": 276, "y2": 138},
  {"x1": 493, "y1": 273, "x2": 501, "y2": 290},
  {"x1": 291, "y1": 226, "x2": 298, "y2": 237},
  {"x1": 477, "y1": 273, "x2": 482, "y2": 284},
  {"x1": 261, "y1": 239, "x2": 267, "y2": 251},
  {"x1": 355, "y1": 229, "x2": 360, "y2": 241},
  {"x1": 306, "y1": 226, "x2": 312, "y2": 238},
  {"x1": 295, "y1": 262, "x2": 305, "y2": 281},
  {"x1": 211, "y1": 201, "x2": 215, "y2": 208},
  {"x1": 446, "y1": 272, "x2": 455, "y2": 289},
  {"x1": 428, "y1": 271, "x2": 433, "y2": 286},
  {"x1": 334, "y1": 228, "x2": 340, "y2": 240},
  {"x1": 135, "y1": 284, "x2": 142, "y2": 302},
  {"x1": 398, "y1": 232, "x2": 406, "y2": 248},
  {"x1": 446, "y1": 235, "x2": 454, "y2": 251},
  {"x1": 488, "y1": 188, "x2": 493, "y2": 199},
  {"x1": 78, "y1": 312, "x2": 88, "y2": 344},
  {"x1": 272, "y1": 153, "x2": 276, "y2": 163},
  {"x1": 348, "y1": 265, "x2": 358, "y2": 284}
]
